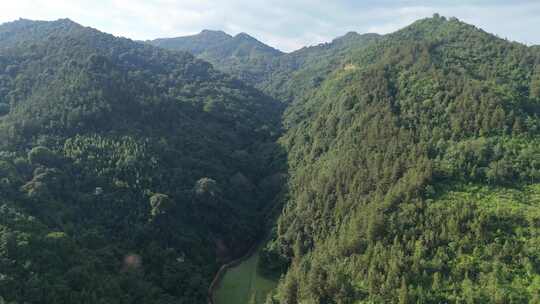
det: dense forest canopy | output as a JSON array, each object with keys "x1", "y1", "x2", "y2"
[
  {"x1": 262, "y1": 15, "x2": 540, "y2": 304},
  {"x1": 0, "y1": 18, "x2": 284, "y2": 303},
  {"x1": 148, "y1": 30, "x2": 283, "y2": 88},
  {"x1": 150, "y1": 30, "x2": 381, "y2": 104},
  {"x1": 1, "y1": 13, "x2": 540, "y2": 304}
]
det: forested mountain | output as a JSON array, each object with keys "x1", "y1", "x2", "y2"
[
  {"x1": 260, "y1": 15, "x2": 540, "y2": 303},
  {"x1": 148, "y1": 30, "x2": 283, "y2": 87},
  {"x1": 0, "y1": 18, "x2": 284, "y2": 303},
  {"x1": 153, "y1": 16, "x2": 540, "y2": 303},
  {"x1": 2, "y1": 14, "x2": 540, "y2": 304},
  {"x1": 150, "y1": 30, "x2": 233, "y2": 55},
  {"x1": 150, "y1": 30, "x2": 381, "y2": 102},
  {"x1": 260, "y1": 32, "x2": 381, "y2": 105}
]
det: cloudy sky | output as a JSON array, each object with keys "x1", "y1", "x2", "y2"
[{"x1": 1, "y1": 0, "x2": 539, "y2": 52}]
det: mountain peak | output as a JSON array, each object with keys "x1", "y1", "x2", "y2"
[
  {"x1": 199, "y1": 29, "x2": 232, "y2": 38},
  {"x1": 1, "y1": 18, "x2": 80, "y2": 28},
  {"x1": 0, "y1": 18, "x2": 89, "y2": 48},
  {"x1": 234, "y1": 32, "x2": 255, "y2": 40},
  {"x1": 342, "y1": 31, "x2": 360, "y2": 38},
  {"x1": 386, "y1": 14, "x2": 499, "y2": 43},
  {"x1": 55, "y1": 18, "x2": 79, "y2": 25},
  {"x1": 332, "y1": 31, "x2": 380, "y2": 44},
  {"x1": 231, "y1": 32, "x2": 283, "y2": 54}
]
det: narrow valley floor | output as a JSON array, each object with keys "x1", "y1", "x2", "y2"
[{"x1": 214, "y1": 245, "x2": 278, "y2": 304}]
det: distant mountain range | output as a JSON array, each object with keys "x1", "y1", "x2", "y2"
[
  {"x1": 148, "y1": 30, "x2": 283, "y2": 87},
  {"x1": 148, "y1": 30, "x2": 381, "y2": 102}
]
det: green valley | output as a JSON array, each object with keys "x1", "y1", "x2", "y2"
[
  {"x1": 214, "y1": 245, "x2": 278, "y2": 304},
  {"x1": 1, "y1": 10, "x2": 540, "y2": 304}
]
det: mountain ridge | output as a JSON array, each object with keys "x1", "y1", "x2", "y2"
[
  {"x1": 263, "y1": 14, "x2": 540, "y2": 304},
  {"x1": 149, "y1": 28, "x2": 383, "y2": 102},
  {"x1": 1, "y1": 15, "x2": 540, "y2": 304}
]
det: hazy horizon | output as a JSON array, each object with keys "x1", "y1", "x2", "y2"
[{"x1": 1, "y1": 1, "x2": 539, "y2": 52}]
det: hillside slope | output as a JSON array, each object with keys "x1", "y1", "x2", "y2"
[
  {"x1": 150, "y1": 30, "x2": 381, "y2": 103},
  {"x1": 262, "y1": 15, "x2": 540, "y2": 303},
  {"x1": 0, "y1": 19, "x2": 284, "y2": 304},
  {"x1": 2, "y1": 15, "x2": 540, "y2": 304},
  {"x1": 149, "y1": 30, "x2": 283, "y2": 87}
]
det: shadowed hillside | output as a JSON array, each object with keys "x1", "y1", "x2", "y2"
[{"x1": 0, "y1": 18, "x2": 285, "y2": 303}]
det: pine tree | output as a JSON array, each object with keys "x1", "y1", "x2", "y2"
[
  {"x1": 398, "y1": 277, "x2": 408, "y2": 304},
  {"x1": 432, "y1": 272, "x2": 441, "y2": 290}
]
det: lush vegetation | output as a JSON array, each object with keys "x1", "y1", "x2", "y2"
[
  {"x1": 149, "y1": 30, "x2": 283, "y2": 87},
  {"x1": 214, "y1": 245, "x2": 278, "y2": 304},
  {"x1": 150, "y1": 30, "x2": 381, "y2": 104},
  {"x1": 260, "y1": 15, "x2": 540, "y2": 303},
  {"x1": 0, "y1": 18, "x2": 284, "y2": 303},
  {"x1": 2, "y1": 14, "x2": 540, "y2": 304}
]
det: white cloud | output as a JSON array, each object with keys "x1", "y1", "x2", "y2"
[{"x1": 0, "y1": 0, "x2": 539, "y2": 52}]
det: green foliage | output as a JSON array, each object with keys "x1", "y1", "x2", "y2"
[
  {"x1": 20, "y1": 167, "x2": 64, "y2": 200},
  {"x1": 149, "y1": 193, "x2": 174, "y2": 217},
  {"x1": 149, "y1": 30, "x2": 284, "y2": 87},
  {"x1": 194, "y1": 177, "x2": 221, "y2": 198},
  {"x1": 266, "y1": 16, "x2": 540, "y2": 304},
  {"x1": 27, "y1": 146, "x2": 58, "y2": 166},
  {"x1": 150, "y1": 30, "x2": 381, "y2": 104},
  {"x1": 0, "y1": 103, "x2": 8, "y2": 115},
  {"x1": 0, "y1": 18, "x2": 284, "y2": 304},
  {"x1": 2, "y1": 14, "x2": 540, "y2": 304},
  {"x1": 214, "y1": 246, "x2": 278, "y2": 304}
]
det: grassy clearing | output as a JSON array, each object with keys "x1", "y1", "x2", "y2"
[{"x1": 215, "y1": 246, "x2": 278, "y2": 304}]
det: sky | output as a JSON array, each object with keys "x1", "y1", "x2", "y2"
[{"x1": 1, "y1": 0, "x2": 539, "y2": 52}]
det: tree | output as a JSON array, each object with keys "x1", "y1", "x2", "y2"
[
  {"x1": 193, "y1": 177, "x2": 221, "y2": 198},
  {"x1": 20, "y1": 168, "x2": 63, "y2": 200},
  {"x1": 530, "y1": 68, "x2": 540, "y2": 99},
  {"x1": 279, "y1": 272, "x2": 299, "y2": 304},
  {"x1": 0, "y1": 103, "x2": 9, "y2": 116},
  {"x1": 149, "y1": 193, "x2": 174, "y2": 217},
  {"x1": 229, "y1": 172, "x2": 253, "y2": 192},
  {"x1": 203, "y1": 98, "x2": 225, "y2": 115},
  {"x1": 0, "y1": 160, "x2": 20, "y2": 187},
  {"x1": 398, "y1": 277, "x2": 409, "y2": 304},
  {"x1": 28, "y1": 146, "x2": 58, "y2": 167},
  {"x1": 461, "y1": 277, "x2": 475, "y2": 304},
  {"x1": 20, "y1": 179, "x2": 49, "y2": 199},
  {"x1": 432, "y1": 272, "x2": 442, "y2": 290},
  {"x1": 486, "y1": 159, "x2": 513, "y2": 184}
]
